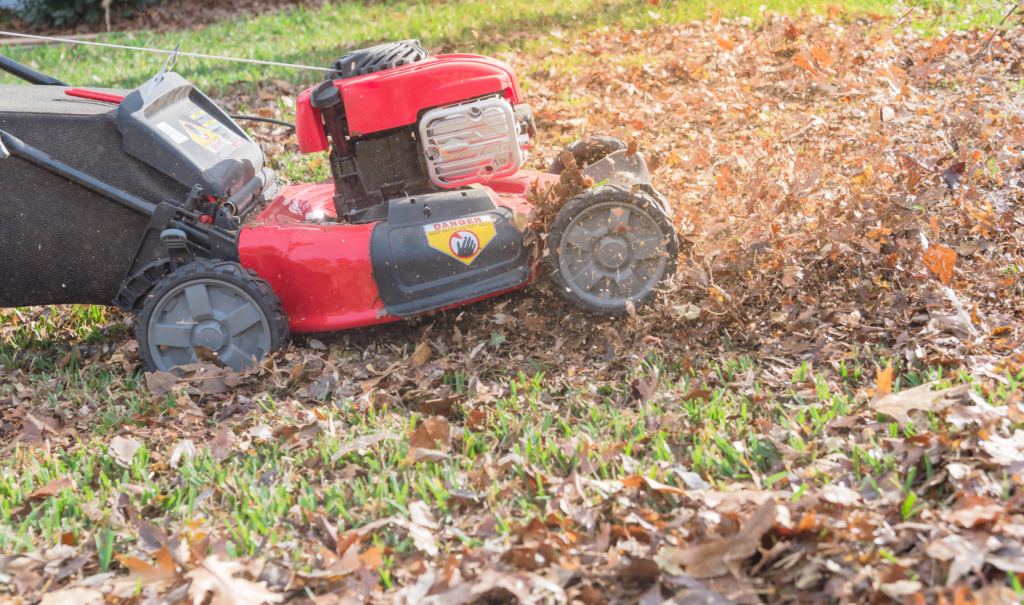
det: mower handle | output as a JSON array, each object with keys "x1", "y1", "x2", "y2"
[{"x1": 0, "y1": 53, "x2": 67, "y2": 86}]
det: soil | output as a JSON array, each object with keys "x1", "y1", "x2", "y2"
[{"x1": 0, "y1": 0, "x2": 321, "y2": 37}]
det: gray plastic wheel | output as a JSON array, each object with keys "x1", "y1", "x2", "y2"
[
  {"x1": 547, "y1": 188, "x2": 678, "y2": 315},
  {"x1": 138, "y1": 261, "x2": 288, "y2": 372}
]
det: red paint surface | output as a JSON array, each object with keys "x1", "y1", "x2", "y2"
[
  {"x1": 64, "y1": 88, "x2": 124, "y2": 104},
  {"x1": 239, "y1": 173, "x2": 549, "y2": 334},
  {"x1": 239, "y1": 183, "x2": 384, "y2": 333},
  {"x1": 294, "y1": 87, "x2": 329, "y2": 154},
  {"x1": 294, "y1": 54, "x2": 522, "y2": 150}
]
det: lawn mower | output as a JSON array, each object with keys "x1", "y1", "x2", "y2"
[{"x1": 0, "y1": 40, "x2": 678, "y2": 372}]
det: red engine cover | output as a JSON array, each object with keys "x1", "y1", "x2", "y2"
[{"x1": 295, "y1": 54, "x2": 522, "y2": 153}]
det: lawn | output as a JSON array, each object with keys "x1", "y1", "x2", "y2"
[{"x1": 2, "y1": 1, "x2": 1024, "y2": 604}]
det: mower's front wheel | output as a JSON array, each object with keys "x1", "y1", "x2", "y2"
[
  {"x1": 138, "y1": 261, "x2": 288, "y2": 372},
  {"x1": 546, "y1": 188, "x2": 678, "y2": 316},
  {"x1": 548, "y1": 136, "x2": 628, "y2": 175}
]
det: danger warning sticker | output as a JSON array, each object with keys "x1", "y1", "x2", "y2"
[
  {"x1": 178, "y1": 107, "x2": 246, "y2": 159},
  {"x1": 423, "y1": 214, "x2": 496, "y2": 265}
]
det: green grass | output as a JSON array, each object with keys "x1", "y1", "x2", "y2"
[
  {"x1": 1, "y1": 326, "x2": 1018, "y2": 554},
  {"x1": 0, "y1": 0, "x2": 1007, "y2": 92}
]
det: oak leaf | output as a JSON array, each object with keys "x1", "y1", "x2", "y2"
[{"x1": 186, "y1": 555, "x2": 284, "y2": 605}]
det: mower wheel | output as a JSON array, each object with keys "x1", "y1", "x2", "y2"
[
  {"x1": 548, "y1": 136, "x2": 628, "y2": 175},
  {"x1": 546, "y1": 188, "x2": 678, "y2": 316},
  {"x1": 138, "y1": 261, "x2": 289, "y2": 373}
]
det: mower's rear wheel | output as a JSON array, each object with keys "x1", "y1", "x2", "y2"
[
  {"x1": 138, "y1": 261, "x2": 288, "y2": 373},
  {"x1": 548, "y1": 136, "x2": 628, "y2": 175},
  {"x1": 546, "y1": 188, "x2": 678, "y2": 316}
]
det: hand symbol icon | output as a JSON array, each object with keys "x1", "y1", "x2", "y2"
[{"x1": 454, "y1": 235, "x2": 478, "y2": 258}]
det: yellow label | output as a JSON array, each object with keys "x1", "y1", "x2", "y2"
[
  {"x1": 179, "y1": 109, "x2": 245, "y2": 159},
  {"x1": 422, "y1": 214, "x2": 496, "y2": 265},
  {"x1": 180, "y1": 120, "x2": 219, "y2": 147}
]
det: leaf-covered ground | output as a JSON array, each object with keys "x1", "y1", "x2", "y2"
[{"x1": 3, "y1": 4, "x2": 1024, "y2": 605}]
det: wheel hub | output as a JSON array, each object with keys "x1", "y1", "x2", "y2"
[
  {"x1": 596, "y1": 236, "x2": 630, "y2": 270},
  {"x1": 193, "y1": 320, "x2": 228, "y2": 350},
  {"x1": 555, "y1": 200, "x2": 671, "y2": 307}
]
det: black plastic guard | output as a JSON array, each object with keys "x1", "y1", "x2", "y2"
[{"x1": 370, "y1": 189, "x2": 531, "y2": 317}]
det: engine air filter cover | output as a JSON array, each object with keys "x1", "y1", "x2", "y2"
[{"x1": 419, "y1": 97, "x2": 523, "y2": 188}]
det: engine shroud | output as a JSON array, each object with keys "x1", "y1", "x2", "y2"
[{"x1": 419, "y1": 96, "x2": 524, "y2": 188}]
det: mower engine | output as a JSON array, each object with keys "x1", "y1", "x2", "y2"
[{"x1": 293, "y1": 40, "x2": 535, "y2": 218}]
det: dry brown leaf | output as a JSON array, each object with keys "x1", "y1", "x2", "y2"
[
  {"x1": 330, "y1": 433, "x2": 401, "y2": 463},
  {"x1": 211, "y1": 427, "x2": 234, "y2": 463},
  {"x1": 186, "y1": 555, "x2": 284, "y2": 605},
  {"x1": 108, "y1": 435, "x2": 142, "y2": 468},
  {"x1": 410, "y1": 416, "x2": 451, "y2": 451},
  {"x1": 40, "y1": 587, "x2": 104, "y2": 605},
  {"x1": 942, "y1": 496, "x2": 1005, "y2": 528},
  {"x1": 636, "y1": 367, "x2": 660, "y2": 403},
  {"x1": 871, "y1": 383, "x2": 969, "y2": 427},
  {"x1": 408, "y1": 500, "x2": 438, "y2": 529},
  {"x1": 412, "y1": 341, "x2": 431, "y2": 367},
  {"x1": 110, "y1": 548, "x2": 177, "y2": 596},
  {"x1": 642, "y1": 476, "x2": 686, "y2": 495},
  {"x1": 145, "y1": 371, "x2": 178, "y2": 397},
  {"x1": 410, "y1": 448, "x2": 451, "y2": 463},
  {"x1": 359, "y1": 546, "x2": 384, "y2": 570},
  {"x1": 876, "y1": 365, "x2": 894, "y2": 395},
  {"x1": 792, "y1": 52, "x2": 818, "y2": 75},
  {"x1": 29, "y1": 477, "x2": 74, "y2": 499},
  {"x1": 923, "y1": 244, "x2": 957, "y2": 284},
  {"x1": 655, "y1": 498, "x2": 776, "y2": 578},
  {"x1": 511, "y1": 211, "x2": 529, "y2": 232}
]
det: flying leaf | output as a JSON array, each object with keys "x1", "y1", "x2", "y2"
[
  {"x1": 923, "y1": 244, "x2": 956, "y2": 284},
  {"x1": 511, "y1": 211, "x2": 529, "y2": 232},
  {"x1": 792, "y1": 52, "x2": 818, "y2": 75},
  {"x1": 943, "y1": 162, "x2": 966, "y2": 189},
  {"x1": 359, "y1": 546, "x2": 384, "y2": 570},
  {"x1": 875, "y1": 365, "x2": 893, "y2": 395},
  {"x1": 714, "y1": 34, "x2": 735, "y2": 51}
]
